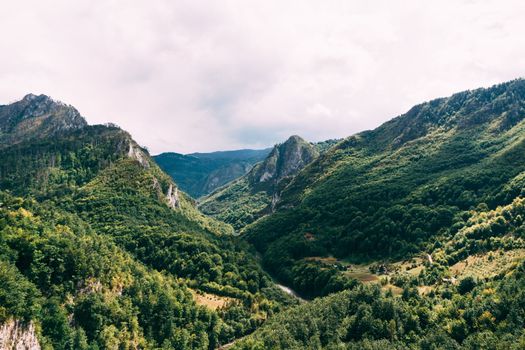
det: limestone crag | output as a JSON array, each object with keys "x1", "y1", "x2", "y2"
[
  {"x1": 0, "y1": 319, "x2": 41, "y2": 350},
  {"x1": 199, "y1": 135, "x2": 319, "y2": 229},
  {"x1": 128, "y1": 142, "x2": 150, "y2": 168},
  {"x1": 166, "y1": 184, "x2": 180, "y2": 208},
  {"x1": 252, "y1": 135, "x2": 319, "y2": 185}
]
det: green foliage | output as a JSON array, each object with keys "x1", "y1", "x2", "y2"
[
  {"x1": 243, "y1": 79, "x2": 525, "y2": 297},
  {"x1": 200, "y1": 135, "x2": 319, "y2": 230},
  {"x1": 234, "y1": 265, "x2": 525, "y2": 349},
  {"x1": 0, "y1": 192, "x2": 217, "y2": 348},
  {"x1": 154, "y1": 149, "x2": 271, "y2": 198},
  {"x1": 5, "y1": 81, "x2": 525, "y2": 349},
  {"x1": 458, "y1": 277, "x2": 477, "y2": 295},
  {"x1": 0, "y1": 260, "x2": 41, "y2": 322},
  {"x1": 199, "y1": 176, "x2": 273, "y2": 230},
  {"x1": 0, "y1": 116, "x2": 292, "y2": 348},
  {"x1": 0, "y1": 125, "x2": 128, "y2": 197}
]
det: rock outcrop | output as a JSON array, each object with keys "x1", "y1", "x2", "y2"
[
  {"x1": 199, "y1": 135, "x2": 319, "y2": 229},
  {"x1": 0, "y1": 94, "x2": 87, "y2": 147},
  {"x1": 166, "y1": 184, "x2": 180, "y2": 208},
  {"x1": 0, "y1": 319, "x2": 41, "y2": 350},
  {"x1": 128, "y1": 142, "x2": 150, "y2": 168},
  {"x1": 251, "y1": 135, "x2": 319, "y2": 185}
]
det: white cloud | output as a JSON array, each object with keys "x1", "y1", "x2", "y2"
[{"x1": 0, "y1": 0, "x2": 524, "y2": 153}]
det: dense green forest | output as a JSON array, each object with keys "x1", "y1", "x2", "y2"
[
  {"x1": 0, "y1": 95, "x2": 293, "y2": 349},
  {"x1": 233, "y1": 185, "x2": 525, "y2": 348},
  {"x1": 241, "y1": 79, "x2": 525, "y2": 298},
  {"x1": 232, "y1": 271, "x2": 525, "y2": 349},
  {"x1": 0, "y1": 192, "x2": 223, "y2": 349},
  {"x1": 4, "y1": 79, "x2": 525, "y2": 349}
]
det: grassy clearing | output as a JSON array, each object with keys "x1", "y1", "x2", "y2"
[
  {"x1": 345, "y1": 267, "x2": 380, "y2": 283},
  {"x1": 304, "y1": 256, "x2": 342, "y2": 264},
  {"x1": 190, "y1": 289, "x2": 234, "y2": 310},
  {"x1": 383, "y1": 283, "x2": 404, "y2": 296},
  {"x1": 450, "y1": 249, "x2": 525, "y2": 280}
]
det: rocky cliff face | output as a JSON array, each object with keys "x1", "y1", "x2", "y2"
[
  {"x1": 0, "y1": 94, "x2": 87, "y2": 147},
  {"x1": 166, "y1": 183, "x2": 180, "y2": 208},
  {"x1": 0, "y1": 319, "x2": 41, "y2": 350},
  {"x1": 128, "y1": 142, "x2": 150, "y2": 168},
  {"x1": 199, "y1": 135, "x2": 319, "y2": 229},
  {"x1": 251, "y1": 135, "x2": 319, "y2": 185}
]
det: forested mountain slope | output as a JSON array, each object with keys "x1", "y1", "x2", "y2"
[
  {"x1": 242, "y1": 79, "x2": 525, "y2": 297},
  {"x1": 0, "y1": 94, "x2": 292, "y2": 349},
  {"x1": 199, "y1": 135, "x2": 319, "y2": 230},
  {"x1": 233, "y1": 270, "x2": 525, "y2": 349},
  {"x1": 233, "y1": 183, "x2": 525, "y2": 349},
  {"x1": 154, "y1": 148, "x2": 271, "y2": 198},
  {"x1": 5, "y1": 79, "x2": 525, "y2": 349}
]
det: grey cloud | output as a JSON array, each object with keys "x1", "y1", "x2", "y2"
[{"x1": 0, "y1": 0, "x2": 524, "y2": 153}]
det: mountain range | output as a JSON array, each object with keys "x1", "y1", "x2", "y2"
[
  {"x1": 3, "y1": 80, "x2": 525, "y2": 349},
  {"x1": 154, "y1": 149, "x2": 271, "y2": 198}
]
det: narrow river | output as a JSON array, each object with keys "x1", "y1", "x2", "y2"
[
  {"x1": 276, "y1": 283, "x2": 306, "y2": 302},
  {"x1": 253, "y1": 252, "x2": 307, "y2": 302},
  {"x1": 216, "y1": 283, "x2": 306, "y2": 349}
]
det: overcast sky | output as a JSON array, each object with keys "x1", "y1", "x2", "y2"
[{"x1": 1, "y1": 0, "x2": 525, "y2": 153}]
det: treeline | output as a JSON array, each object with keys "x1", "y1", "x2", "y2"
[{"x1": 0, "y1": 125, "x2": 128, "y2": 196}]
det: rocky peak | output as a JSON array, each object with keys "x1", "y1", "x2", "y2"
[
  {"x1": 21, "y1": 93, "x2": 39, "y2": 102},
  {"x1": 0, "y1": 93, "x2": 87, "y2": 146},
  {"x1": 252, "y1": 135, "x2": 319, "y2": 184}
]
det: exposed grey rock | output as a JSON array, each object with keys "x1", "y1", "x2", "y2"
[
  {"x1": 128, "y1": 142, "x2": 150, "y2": 168},
  {"x1": 252, "y1": 135, "x2": 319, "y2": 185},
  {"x1": 0, "y1": 94, "x2": 87, "y2": 147},
  {"x1": 199, "y1": 135, "x2": 319, "y2": 229},
  {"x1": 166, "y1": 184, "x2": 179, "y2": 208},
  {"x1": 270, "y1": 192, "x2": 280, "y2": 212},
  {"x1": 0, "y1": 319, "x2": 41, "y2": 350},
  {"x1": 152, "y1": 177, "x2": 162, "y2": 193}
]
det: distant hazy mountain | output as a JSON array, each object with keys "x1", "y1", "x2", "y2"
[{"x1": 154, "y1": 148, "x2": 272, "y2": 198}]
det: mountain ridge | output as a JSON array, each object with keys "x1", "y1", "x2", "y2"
[
  {"x1": 236, "y1": 78, "x2": 525, "y2": 297},
  {"x1": 0, "y1": 93, "x2": 87, "y2": 147},
  {"x1": 4, "y1": 79, "x2": 525, "y2": 349},
  {"x1": 198, "y1": 135, "x2": 319, "y2": 230},
  {"x1": 0, "y1": 94, "x2": 293, "y2": 349},
  {"x1": 154, "y1": 148, "x2": 272, "y2": 198}
]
